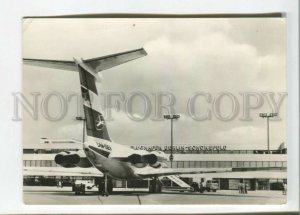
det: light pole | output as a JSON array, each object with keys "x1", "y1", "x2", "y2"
[
  {"x1": 163, "y1": 114, "x2": 180, "y2": 168},
  {"x1": 76, "y1": 116, "x2": 86, "y2": 143},
  {"x1": 259, "y1": 113, "x2": 278, "y2": 154}
]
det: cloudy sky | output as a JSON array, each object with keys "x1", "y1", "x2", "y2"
[{"x1": 22, "y1": 18, "x2": 286, "y2": 150}]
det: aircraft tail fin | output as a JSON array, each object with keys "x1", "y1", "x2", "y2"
[
  {"x1": 73, "y1": 48, "x2": 147, "y2": 142},
  {"x1": 75, "y1": 60, "x2": 111, "y2": 141},
  {"x1": 84, "y1": 48, "x2": 147, "y2": 72},
  {"x1": 23, "y1": 58, "x2": 77, "y2": 71},
  {"x1": 23, "y1": 48, "x2": 147, "y2": 73}
]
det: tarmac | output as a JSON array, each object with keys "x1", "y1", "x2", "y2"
[{"x1": 23, "y1": 186, "x2": 286, "y2": 205}]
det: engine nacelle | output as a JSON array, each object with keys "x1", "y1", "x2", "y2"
[
  {"x1": 143, "y1": 154, "x2": 157, "y2": 164},
  {"x1": 127, "y1": 154, "x2": 147, "y2": 168},
  {"x1": 127, "y1": 153, "x2": 161, "y2": 168},
  {"x1": 144, "y1": 154, "x2": 161, "y2": 168},
  {"x1": 54, "y1": 151, "x2": 92, "y2": 168}
]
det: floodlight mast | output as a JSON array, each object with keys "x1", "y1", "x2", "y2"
[
  {"x1": 163, "y1": 114, "x2": 180, "y2": 168},
  {"x1": 259, "y1": 113, "x2": 278, "y2": 154}
]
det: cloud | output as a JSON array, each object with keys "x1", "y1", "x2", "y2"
[
  {"x1": 22, "y1": 18, "x2": 286, "y2": 149},
  {"x1": 214, "y1": 126, "x2": 266, "y2": 149},
  {"x1": 53, "y1": 123, "x2": 84, "y2": 141},
  {"x1": 214, "y1": 125, "x2": 284, "y2": 150}
]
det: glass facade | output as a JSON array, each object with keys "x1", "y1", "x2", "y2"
[
  {"x1": 23, "y1": 160, "x2": 287, "y2": 169},
  {"x1": 167, "y1": 160, "x2": 287, "y2": 168},
  {"x1": 23, "y1": 160, "x2": 59, "y2": 167},
  {"x1": 161, "y1": 149, "x2": 286, "y2": 155},
  {"x1": 23, "y1": 148, "x2": 287, "y2": 155}
]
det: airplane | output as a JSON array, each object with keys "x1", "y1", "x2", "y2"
[{"x1": 23, "y1": 48, "x2": 284, "y2": 196}]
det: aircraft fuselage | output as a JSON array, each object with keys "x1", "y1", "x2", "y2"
[{"x1": 83, "y1": 137, "x2": 150, "y2": 179}]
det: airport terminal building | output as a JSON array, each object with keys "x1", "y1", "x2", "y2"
[{"x1": 23, "y1": 139, "x2": 287, "y2": 191}]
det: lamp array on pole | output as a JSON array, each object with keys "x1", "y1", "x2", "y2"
[
  {"x1": 259, "y1": 113, "x2": 278, "y2": 118},
  {"x1": 259, "y1": 113, "x2": 278, "y2": 154},
  {"x1": 163, "y1": 114, "x2": 180, "y2": 168}
]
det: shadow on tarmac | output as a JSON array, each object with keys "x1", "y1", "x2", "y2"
[
  {"x1": 25, "y1": 190, "x2": 284, "y2": 199},
  {"x1": 106, "y1": 190, "x2": 284, "y2": 199}
]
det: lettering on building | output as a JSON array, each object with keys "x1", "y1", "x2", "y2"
[{"x1": 130, "y1": 145, "x2": 227, "y2": 152}]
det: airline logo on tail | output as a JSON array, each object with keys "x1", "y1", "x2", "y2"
[{"x1": 95, "y1": 114, "x2": 105, "y2": 131}]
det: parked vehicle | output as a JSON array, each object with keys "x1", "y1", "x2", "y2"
[
  {"x1": 205, "y1": 180, "x2": 219, "y2": 192},
  {"x1": 72, "y1": 180, "x2": 95, "y2": 195}
]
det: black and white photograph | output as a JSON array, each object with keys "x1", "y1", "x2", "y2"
[{"x1": 21, "y1": 17, "x2": 288, "y2": 205}]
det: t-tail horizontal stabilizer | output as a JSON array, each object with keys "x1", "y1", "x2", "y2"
[{"x1": 23, "y1": 48, "x2": 147, "y2": 72}]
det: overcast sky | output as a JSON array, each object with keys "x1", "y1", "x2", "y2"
[{"x1": 22, "y1": 18, "x2": 286, "y2": 150}]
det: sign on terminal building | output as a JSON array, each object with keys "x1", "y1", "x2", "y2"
[{"x1": 131, "y1": 145, "x2": 227, "y2": 152}]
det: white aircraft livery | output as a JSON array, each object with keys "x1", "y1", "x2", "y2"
[{"x1": 23, "y1": 48, "x2": 283, "y2": 195}]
